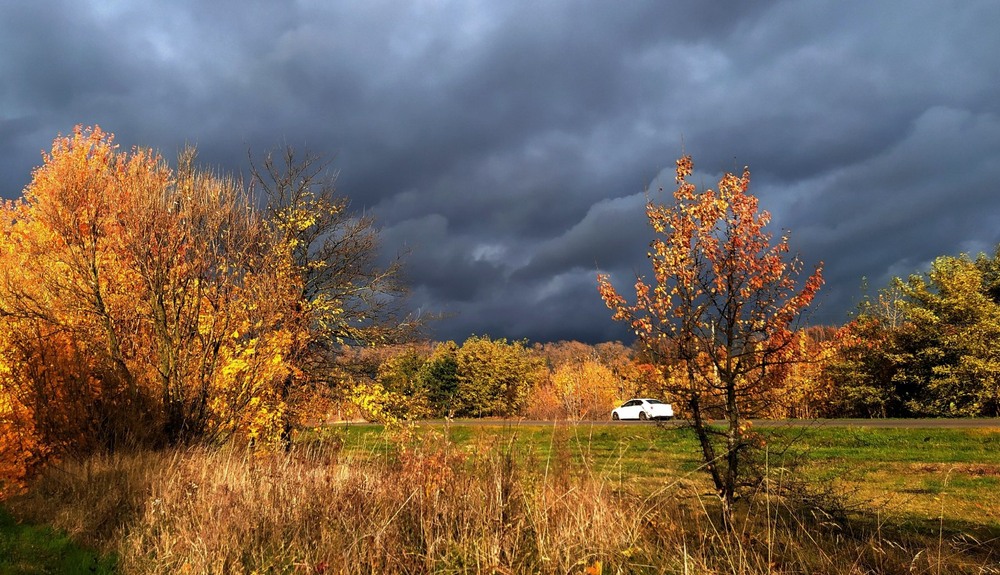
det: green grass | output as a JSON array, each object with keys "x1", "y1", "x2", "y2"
[
  {"x1": 309, "y1": 421, "x2": 706, "y2": 489},
  {"x1": 0, "y1": 507, "x2": 116, "y2": 574},
  {"x1": 310, "y1": 420, "x2": 1000, "y2": 530},
  {"x1": 778, "y1": 426, "x2": 1000, "y2": 463}
]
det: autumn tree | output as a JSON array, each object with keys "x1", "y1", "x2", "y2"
[
  {"x1": 374, "y1": 346, "x2": 434, "y2": 420},
  {"x1": 529, "y1": 341, "x2": 637, "y2": 420},
  {"x1": 252, "y1": 148, "x2": 412, "y2": 348},
  {"x1": 826, "y1": 253, "x2": 1000, "y2": 419},
  {"x1": 0, "y1": 127, "x2": 413, "y2": 490},
  {"x1": 594, "y1": 341, "x2": 654, "y2": 399},
  {"x1": 0, "y1": 128, "x2": 159, "y2": 452},
  {"x1": 0, "y1": 126, "x2": 303, "y2": 462},
  {"x1": 893, "y1": 254, "x2": 1000, "y2": 416},
  {"x1": 420, "y1": 341, "x2": 460, "y2": 417},
  {"x1": 823, "y1": 284, "x2": 909, "y2": 417},
  {"x1": 120, "y1": 148, "x2": 301, "y2": 444},
  {"x1": 453, "y1": 336, "x2": 544, "y2": 417},
  {"x1": 331, "y1": 337, "x2": 544, "y2": 420},
  {"x1": 0, "y1": 344, "x2": 45, "y2": 497},
  {"x1": 599, "y1": 155, "x2": 823, "y2": 521},
  {"x1": 760, "y1": 327, "x2": 839, "y2": 418},
  {"x1": 548, "y1": 361, "x2": 618, "y2": 420},
  {"x1": 250, "y1": 149, "x2": 416, "y2": 432}
]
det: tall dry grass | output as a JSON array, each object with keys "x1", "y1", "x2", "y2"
[{"x1": 6, "y1": 426, "x2": 998, "y2": 574}]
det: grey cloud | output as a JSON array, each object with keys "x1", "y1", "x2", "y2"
[
  {"x1": 382, "y1": 214, "x2": 512, "y2": 304},
  {"x1": 786, "y1": 106, "x2": 1000, "y2": 323},
  {"x1": 4, "y1": 0, "x2": 1000, "y2": 342},
  {"x1": 423, "y1": 268, "x2": 633, "y2": 345},
  {"x1": 516, "y1": 193, "x2": 649, "y2": 281}
]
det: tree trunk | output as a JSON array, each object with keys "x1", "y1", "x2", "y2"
[
  {"x1": 722, "y1": 373, "x2": 740, "y2": 530},
  {"x1": 686, "y1": 362, "x2": 724, "y2": 497}
]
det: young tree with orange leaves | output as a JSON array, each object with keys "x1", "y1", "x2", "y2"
[{"x1": 598, "y1": 155, "x2": 823, "y2": 522}]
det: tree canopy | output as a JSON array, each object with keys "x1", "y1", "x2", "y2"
[
  {"x1": 827, "y1": 252, "x2": 1000, "y2": 418},
  {"x1": 599, "y1": 155, "x2": 823, "y2": 522},
  {"x1": 0, "y1": 126, "x2": 408, "y2": 493}
]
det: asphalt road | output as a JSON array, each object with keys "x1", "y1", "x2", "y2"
[{"x1": 413, "y1": 418, "x2": 1000, "y2": 429}]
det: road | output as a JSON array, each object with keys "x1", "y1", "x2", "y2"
[{"x1": 411, "y1": 418, "x2": 1000, "y2": 429}]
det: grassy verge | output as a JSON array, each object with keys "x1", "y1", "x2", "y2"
[
  {"x1": 0, "y1": 506, "x2": 116, "y2": 574},
  {"x1": 772, "y1": 426, "x2": 1000, "y2": 532},
  {"x1": 3, "y1": 422, "x2": 998, "y2": 574}
]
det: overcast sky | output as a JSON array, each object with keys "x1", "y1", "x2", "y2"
[{"x1": 3, "y1": 1, "x2": 999, "y2": 343}]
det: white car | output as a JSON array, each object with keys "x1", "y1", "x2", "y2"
[{"x1": 611, "y1": 398, "x2": 674, "y2": 421}]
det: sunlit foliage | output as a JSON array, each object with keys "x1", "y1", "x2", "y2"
[
  {"x1": 827, "y1": 253, "x2": 1000, "y2": 418},
  {"x1": 453, "y1": 336, "x2": 545, "y2": 417},
  {"x1": 599, "y1": 155, "x2": 823, "y2": 521},
  {"x1": 527, "y1": 341, "x2": 649, "y2": 420},
  {"x1": 340, "y1": 337, "x2": 546, "y2": 420},
  {"x1": 0, "y1": 127, "x2": 407, "y2": 491}
]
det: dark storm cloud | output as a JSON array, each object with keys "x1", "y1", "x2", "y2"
[
  {"x1": 515, "y1": 194, "x2": 649, "y2": 281},
  {"x1": 3, "y1": 1, "x2": 1000, "y2": 342}
]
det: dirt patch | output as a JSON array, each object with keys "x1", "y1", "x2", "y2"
[{"x1": 911, "y1": 463, "x2": 1000, "y2": 477}]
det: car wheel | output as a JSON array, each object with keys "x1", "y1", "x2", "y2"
[
  {"x1": 612, "y1": 412, "x2": 620, "y2": 421},
  {"x1": 639, "y1": 411, "x2": 648, "y2": 421}
]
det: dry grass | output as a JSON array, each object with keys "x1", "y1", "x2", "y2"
[{"x1": 6, "y1": 425, "x2": 1000, "y2": 574}]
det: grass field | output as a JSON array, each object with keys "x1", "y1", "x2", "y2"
[
  {"x1": 3, "y1": 421, "x2": 999, "y2": 573},
  {"x1": 329, "y1": 422, "x2": 1000, "y2": 522}
]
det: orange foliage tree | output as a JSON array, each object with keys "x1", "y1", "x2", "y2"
[
  {"x1": 548, "y1": 360, "x2": 618, "y2": 420},
  {"x1": 0, "y1": 127, "x2": 299, "y2": 456},
  {"x1": 529, "y1": 341, "x2": 654, "y2": 420},
  {"x1": 251, "y1": 149, "x2": 415, "y2": 431},
  {"x1": 598, "y1": 155, "x2": 823, "y2": 520},
  {"x1": 0, "y1": 127, "x2": 407, "y2": 491},
  {"x1": 768, "y1": 326, "x2": 839, "y2": 419}
]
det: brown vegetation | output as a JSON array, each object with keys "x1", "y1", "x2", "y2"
[{"x1": 6, "y1": 427, "x2": 998, "y2": 574}]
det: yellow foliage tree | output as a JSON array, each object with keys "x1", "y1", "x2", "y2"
[
  {"x1": 0, "y1": 127, "x2": 316, "y2": 491},
  {"x1": 550, "y1": 360, "x2": 618, "y2": 420}
]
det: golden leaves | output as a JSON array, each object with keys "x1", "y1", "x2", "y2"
[
  {"x1": 675, "y1": 154, "x2": 693, "y2": 181},
  {"x1": 0, "y1": 126, "x2": 312, "y2": 468},
  {"x1": 598, "y1": 154, "x2": 824, "y2": 399}
]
